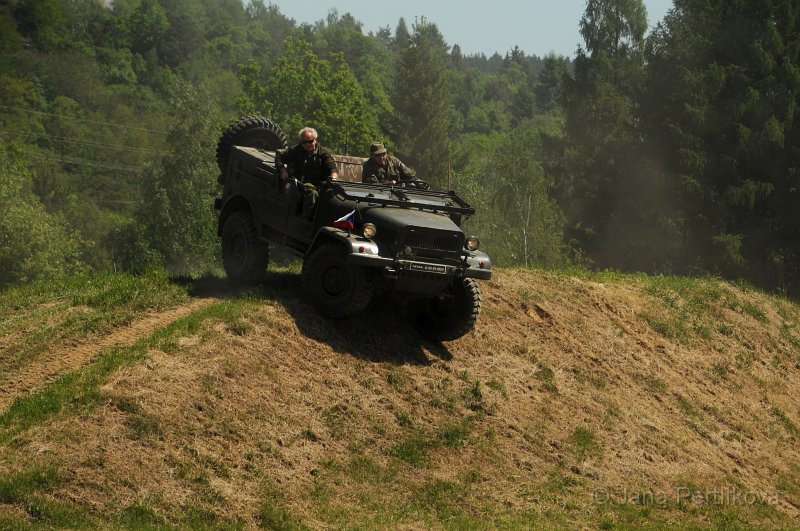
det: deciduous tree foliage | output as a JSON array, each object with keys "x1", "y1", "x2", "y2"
[
  {"x1": 128, "y1": 0, "x2": 169, "y2": 56},
  {"x1": 456, "y1": 119, "x2": 569, "y2": 267},
  {"x1": 133, "y1": 81, "x2": 220, "y2": 275},
  {"x1": 239, "y1": 37, "x2": 378, "y2": 155},
  {"x1": 2, "y1": 0, "x2": 799, "y2": 296},
  {"x1": 0, "y1": 145, "x2": 84, "y2": 288}
]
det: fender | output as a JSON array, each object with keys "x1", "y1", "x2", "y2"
[
  {"x1": 215, "y1": 194, "x2": 253, "y2": 236},
  {"x1": 464, "y1": 250, "x2": 493, "y2": 280},
  {"x1": 307, "y1": 226, "x2": 381, "y2": 258}
]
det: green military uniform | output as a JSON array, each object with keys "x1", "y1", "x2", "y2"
[{"x1": 361, "y1": 142, "x2": 417, "y2": 184}]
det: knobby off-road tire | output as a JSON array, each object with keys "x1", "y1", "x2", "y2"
[
  {"x1": 216, "y1": 115, "x2": 288, "y2": 175},
  {"x1": 302, "y1": 243, "x2": 374, "y2": 318},
  {"x1": 222, "y1": 211, "x2": 269, "y2": 285},
  {"x1": 409, "y1": 278, "x2": 481, "y2": 341}
]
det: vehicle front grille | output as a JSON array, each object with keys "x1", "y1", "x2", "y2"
[{"x1": 402, "y1": 229, "x2": 462, "y2": 257}]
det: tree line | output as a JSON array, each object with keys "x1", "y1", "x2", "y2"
[{"x1": 1, "y1": 0, "x2": 798, "y2": 297}]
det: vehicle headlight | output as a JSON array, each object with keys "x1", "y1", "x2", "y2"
[
  {"x1": 362, "y1": 223, "x2": 377, "y2": 239},
  {"x1": 465, "y1": 236, "x2": 480, "y2": 251}
]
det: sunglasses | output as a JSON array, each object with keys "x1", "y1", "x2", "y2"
[{"x1": 301, "y1": 138, "x2": 316, "y2": 145}]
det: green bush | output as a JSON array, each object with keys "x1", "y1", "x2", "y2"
[{"x1": 0, "y1": 145, "x2": 86, "y2": 289}]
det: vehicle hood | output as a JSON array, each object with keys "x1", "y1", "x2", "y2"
[{"x1": 358, "y1": 206, "x2": 461, "y2": 233}]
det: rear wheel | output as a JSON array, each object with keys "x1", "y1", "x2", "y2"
[
  {"x1": 409, "y1": 278, "x2": 481, "y2": 341},
  {"x1": 222, "y1": 211, "x2": 269, "y2": 285},
  {"x1": 216, "y1": 116, "x2": 287, "y2": 175},
  {"x1": 302, "y1": 243, "x2": 373, "y2": 318}
]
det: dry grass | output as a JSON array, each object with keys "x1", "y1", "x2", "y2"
[{"x1": 0, "y1": 267, "x2": 799, "y2": 528}]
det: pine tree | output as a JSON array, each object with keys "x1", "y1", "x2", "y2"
[
  {"x1": 392, "y1": 17, "x2": 456, "y2": 183},
  {"x1": 556, "y1": 0, "x2": 655, "y2": 270},
  {"x1": 644, "y1": 0, "x2": 800, "y2": 291}
]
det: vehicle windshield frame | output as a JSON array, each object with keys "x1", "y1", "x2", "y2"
[{"x1": 329, "y1": 181, "x2": 475, "y2": 217}]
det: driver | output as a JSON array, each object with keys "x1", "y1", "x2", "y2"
[
  {"x1": 361, "y1": 142, "x2": 419, "y2": 185},
  {"x1": 277, "y1": 127, "x2": 338, "y2": 219}
]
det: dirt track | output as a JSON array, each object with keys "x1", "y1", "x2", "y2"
[{"x1": 0, "y1": 298, "x2": 217, "y2": 413}]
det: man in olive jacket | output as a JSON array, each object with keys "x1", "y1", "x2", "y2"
[{"x1": 361, "y1": 142, "x2": 418, "y2": 185}]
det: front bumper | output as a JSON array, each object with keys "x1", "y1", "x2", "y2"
[{"x1": 346, "y1": 253, "x2": 492, "y2": 280}]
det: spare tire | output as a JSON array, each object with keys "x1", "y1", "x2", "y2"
[{"x1": 216, "y1": 116, "x2": 288, "y2": 174}]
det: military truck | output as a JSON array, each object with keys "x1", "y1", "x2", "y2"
[{"x1": 213, "y1": 116, "x2": 492, "y2": 341}]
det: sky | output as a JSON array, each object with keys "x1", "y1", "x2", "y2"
[{"x1": 268, "y1": 0, "x2": 675, "y2": 58}]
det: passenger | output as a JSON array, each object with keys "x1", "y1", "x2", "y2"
[
  {"x1": 361, "y1": 142, "x2": 418, "y2": 185},
  {"x1": 277, "y1": 127, "x2": 338, "y2": 219}
]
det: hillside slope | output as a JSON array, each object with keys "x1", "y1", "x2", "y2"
[{"x1": 1, "y1": 268, "x2": 799, "y2": 528}]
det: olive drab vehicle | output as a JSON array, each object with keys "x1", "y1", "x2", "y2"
[{"x1": 213, "y1": 116, "x2": 492, "y2": 341}]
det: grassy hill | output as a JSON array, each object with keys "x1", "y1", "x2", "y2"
[{"x1": 1, "y1": 266, "x2": 799, "y2": 528}]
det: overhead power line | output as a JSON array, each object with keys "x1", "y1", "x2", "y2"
[
  {"x1": 0, "y1": 105, "x2": 170, "y2": 135},
  {"x1": 1, "y1": 129, "x2": 171, "y2": 156},
  {"x1": 27, "y1": 153, "x2": 145, "y2": 173}
]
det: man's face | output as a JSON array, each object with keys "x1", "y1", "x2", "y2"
[
  {"x1": 301, "y1": 132, "x2": 317, "y2": 152},
  {"x1": 373, "y1": 153, "x2": 388, "y2": 167}
]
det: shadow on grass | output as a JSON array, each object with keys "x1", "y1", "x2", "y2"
[{"x1": 172, "y1": 270, "x2": 454, "y2": 365}]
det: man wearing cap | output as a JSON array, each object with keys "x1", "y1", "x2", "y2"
[{"x1": 361, "y1": 142, "x2": 418, "y2": 185}]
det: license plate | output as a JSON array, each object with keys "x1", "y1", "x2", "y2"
[{"x1": 407, "y1": 262, "x2": 447, "y2": 274}]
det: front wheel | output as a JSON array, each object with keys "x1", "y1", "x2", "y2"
[
  {"x1": 302, "y1": 243, "x2": 373, "y2": 318},
  {"x1": 409, "y1": 278, "x2": 481, "y2": 341},
  {"x1": 222, "y1": 211, "x2": 269, "y2": 285}
]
